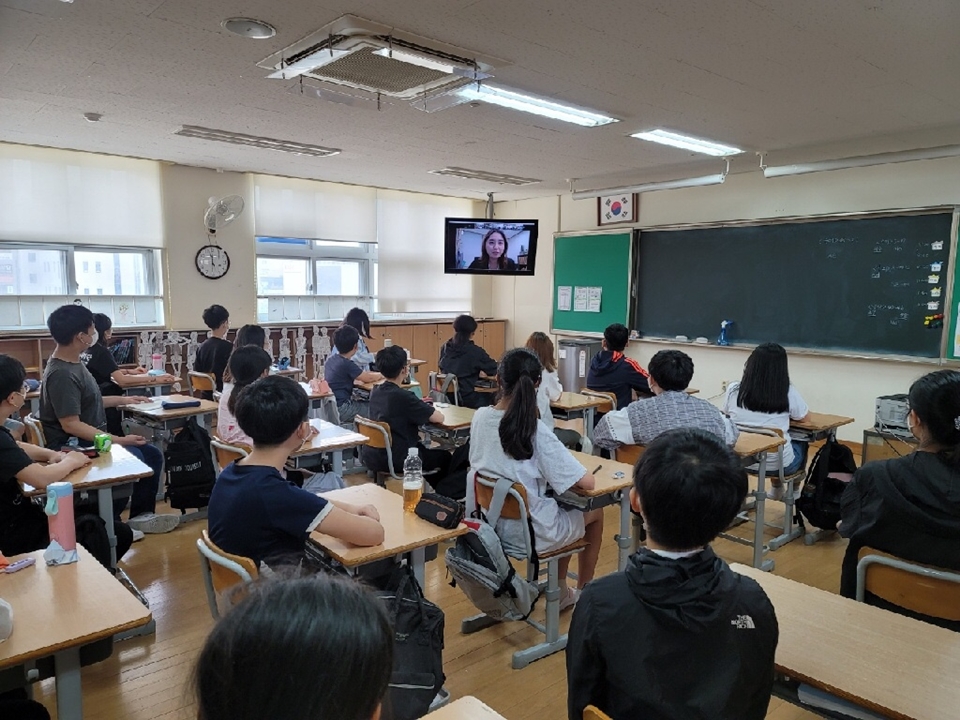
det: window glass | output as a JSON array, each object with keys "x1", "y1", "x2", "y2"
[
  {"x1": 0, "y1": 248, "x2": 68, "y2": 295},
  {"x1": 257, "y1": 257, "x2": 309, "y2": 295},
  {"x1": 315, "y1": 260, "x2": 360, "y2": 295},
  {"x1": 75, "y1": 250, "x2": 149, "y2": 295}
]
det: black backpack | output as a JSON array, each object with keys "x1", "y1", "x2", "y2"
[
  {"x1": 75, "y1": 513, "x2": 113, "y2": 569},
  {"x1": 795, "y1": 437, "x2": 857, "y2": 531},
  {"x1": 164, "y1": 417, "x2": 217, "y2": 511}
]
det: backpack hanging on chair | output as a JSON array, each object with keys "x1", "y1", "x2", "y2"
[
  {"x1": 795, "y1": 437, "x2": 857, "y2": 531},
  {"x1": 164, "y1": 417, "x2": 217, "y2": 511}
]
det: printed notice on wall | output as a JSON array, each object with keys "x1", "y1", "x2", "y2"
[
  {"x1": 573, "y1": 286, "x2": 589, "y2": 312},
  {"x1": 557, "y1": 285, "x2": 572, "y2": 311},
  {"x1": 587, "y1": 286, "x2": 602, "y2": 312}
]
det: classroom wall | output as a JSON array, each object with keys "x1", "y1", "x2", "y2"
[{"x1": 493, "y1": 155, "x2": 960, "y2": 442}]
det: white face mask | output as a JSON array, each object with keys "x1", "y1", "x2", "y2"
[{"x1": 83, "y1": 329, "x2": 98, "y2": 346}]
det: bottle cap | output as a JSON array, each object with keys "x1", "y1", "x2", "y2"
[{"x1": 407, "y1": 447, "x2": 419, "y2": 457}]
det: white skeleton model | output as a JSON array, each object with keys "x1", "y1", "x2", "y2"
[
  {"x1": 295, "y1": 327, "x2": 308, "y2": 374},
  {"x1": 312, "y1": 326, "x2": 331, "y2": 379},
  {"x1": 138, "y1": 331, "x2": 152, "y2": 369},
  {"x1": 263, "y1": 329, "x2": 274, "y2": 358},
  {"x1": 278, "y1": 328, "x2": 291, "y2": 364},
  {"x1": 165, "y1": 331, "x2": 185, "y2": 380},
  {"x1": 186, "y1": 331, "x2": 200, "y2": 372}
]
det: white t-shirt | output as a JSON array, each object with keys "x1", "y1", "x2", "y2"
[
  {"x1": 536, "y1": 369, "x2": 563, "y2": 431},
  {"x1": 217, "y1": 383, "x2": 253, "y2": 447},
  {"x1": 723, "y1": 381, "x2": 809, "y2": 468},
  {"x1": 468, "y1": 406, "x2": 586, "y2": 554}
]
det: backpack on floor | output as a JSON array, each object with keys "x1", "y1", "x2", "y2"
[
  {"x1": 75, "y1": 513, "x2": 112, "y2": 569},
  {"x1": 795, "y1": 437, "x2": 857, "y2": 531},
  {"x1": 164, "y1": 417, "x2": 217, "y2": 511}
]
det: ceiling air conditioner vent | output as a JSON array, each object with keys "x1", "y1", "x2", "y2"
[{"x1": 259, "y1": 15, "x2": 504, "y2": 99}]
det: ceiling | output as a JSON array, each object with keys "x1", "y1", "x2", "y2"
[{"x1": 3, "y1": 0, "x2": 960, "y2": 200}]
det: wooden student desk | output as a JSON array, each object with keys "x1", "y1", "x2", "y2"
[
  {"x1": 113, "y1": 374, "x2": 181, "y2": 397},
  {"x1": 790, "y1": 411, "x2": 855, "y2": 441},
  {"x1": 288, "y1": 418, "x2": 369, "y2": 474},
  {"x1": 734, "y1": 563, "x2": 960, "y2": 720},
  {"x1": 0, "y1": 547, "x2": 152, "y2": 720},
  {"x1": 550, "y1": 392, "x2": 607, "y2": 450},
  {"x1": 308, "y1": 483, "x2": 467, "y2": 586},
  {"x1": 119, "y1": 394, "x2": 219, "y2": 435},
  {"x1": 568, "y1": 451, "x2": 634, "y2": 571},
  {"x1": 426, "y1": 696, "x2": 507, "y2": 719}
]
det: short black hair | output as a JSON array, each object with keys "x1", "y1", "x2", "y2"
[
  {"x1": 194, "y1": 574, "x2": 393, "y2": 720},
  {"x1": 603, "y1": 323, "x2": 629, "y2": 352},
  {"x1": 234, "y1": 324, "x2": 266, "y2": 349},
  {"x1": 0, "y1": 355, "x2": 26, "y2": 399},
  {"x1": 48, "y1": 305, "x2": 94, "y2": 345},
  {"x1": 343, "y1": 307, "x2": 371, "y2": 338},
  {"x1": 234, "y1": 375, "x2": 308, "y2": 447},
  {"x1": 648, "y1": 350, "x2": 694, "y2": 392},
  {"x1": 634, "y1": 428, "x2": 747, "y2": 550},
  {"x1": 375, "y1": 345, "x2": 407, "y2": 380},
  {"x1": 333, "y1": 325, "x2": 360, "y2": 354},
  {"x1": 202, "y1": 304, "x2": 229, "y2": 330}
]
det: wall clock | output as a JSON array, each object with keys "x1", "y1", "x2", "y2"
[{"x1": 195, "y1": 245, "x2": 230, "y2": 279}]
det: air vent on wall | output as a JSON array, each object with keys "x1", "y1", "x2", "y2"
[
  {"x1": 174, "y1": 126, "x2": 341, "y2": 157},
  {"x1": 429, "y1": 167, "x2": 542, "y2": 186},
  {"x1": 258, "y1": 14, "x2": 504, "y2": 99}
]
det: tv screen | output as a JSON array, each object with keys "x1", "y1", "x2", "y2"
[{"x1": 444, "y1": 218, "x2": 539, "y2": 275}]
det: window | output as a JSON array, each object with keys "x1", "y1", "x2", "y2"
[
  {"x1": 28, "y1": 273, "x2": 38, "y2": 284},
  {"x1": 82, "y1": 261, "x2": 89, "y2": 272},
  {"x1": 256, "y1": 257, "x2": 310, "y2": 295},
  {"x1": 27, "y1": 252, "x2": 36, "y2": 262},
  {"x1": 96, "y1": 288, "x2": 103, "y2": 295},
  {"x1": 75, "y1": 249, "x2": 150, "y2": 295},
  {"x1": 94, "y1": 261, "x2": 102, "y2": 274}
]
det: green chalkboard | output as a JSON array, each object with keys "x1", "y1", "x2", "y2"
[
  {"x1": 553, "y1": 230, "x2": 634, "y2": 334},
  {"x1": 634, "y1": 211, "x2": 954, "y2": 357}
]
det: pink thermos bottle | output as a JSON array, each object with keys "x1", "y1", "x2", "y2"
[{"x1": 45, "y1": 482, "x2": 76, "y2": 551}]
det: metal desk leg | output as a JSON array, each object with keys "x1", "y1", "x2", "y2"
[
  {"x1": 54, "y1": 648, "x2": 83, "y2": 720},
  {"x1": 753, "y1": 456, "x2": 774, "y2": 572},
  {"x1": 616, "y1": 491, "x2": 632, "y2": 571},
  {"x1": 97, "y1": 487, "x2": 118, "y2": 570},
  {"x1": 152, "y1": 386, "x2": 162, "y2": 397},
  {"x1": 30, "y1": 397, "x2": 40, "y2": 416},
  {"x1": 410, "y1": 546, "x2": 426, "y2": 587},
  {"x1": 331, "y1": 449, "x2": 343, "y2": 476},
  {"x1": 584, "y1": 406, "x2": 596, "y2": 444}
]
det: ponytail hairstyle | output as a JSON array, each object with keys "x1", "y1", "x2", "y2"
[
  {"x1": 92, "y1": 313, "x2": 113, "y2": 346},
  {"x1": 737, "y1": 343, "x2": 790, "y2": 414},
  {"x1": 497, "y1": 348, "x2": 543, "y2": 461},
  {"x1": 226, "y1": 346, "x2": 273, "y2": 416},
  {"x1": 907, "y1": 369, "x2": 960, "y2": 468},
  {"x1": 343, "y1": 307, "x2": 372, "y2": 339},
  {"x1": 524, "y1": 331, "x2": 557, "y2": 373},
  {"x1": 452, "y1": 314, "x2": 478, "y2": 345}
]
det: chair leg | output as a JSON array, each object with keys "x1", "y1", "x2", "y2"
[
  {"x1": 512, "y1": 559, "x2": 567, "y2": 669},
  {"x1": 461, "y1": 613, "x2": 501, "y2": 634}
]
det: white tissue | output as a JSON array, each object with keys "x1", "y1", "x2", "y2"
[{"x1": 44, "y1": 540, "x2": 79, "y2": 566}]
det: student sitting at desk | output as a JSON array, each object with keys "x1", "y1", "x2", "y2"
[
  {"x1": 217, "y1": 346, "x2": 272, "y2": 447},
  {"x1": 439, "y1": 314, "x2": 499, "y2": 409},
  {"x1": 723, "y1": 342, "x2": 810, "y2": 500},
  {"x1": 566, "y1": 428, "x2": 778, "y2": 720},
  {"x1": 194, "y1": 304, "x2": 232, "y2": 396},
  {"x1": 194, "y1": 574, "x2": 392, "y2": 720},
  {"x1": 328, "y1": 307, "x2": 376, "y2": 371},
  {"x1": 208, "y1": 375, "x2": 384, "y2": 569},
  {"x1": 595, "y1": 350, "x2": 738, "y2": 451},
  {"x1": 233, "y1": 323, "x2": 267, "y2": 350},
  {"x1": 469, "y1": 348, "x2": 604, "y2": 610},
  {"x1": 39, "y1": 305, "x2": 179, "y2": 535},
  {"x1": 839, "y1": 369, "x2": 960, "y2": 630},
  {"x1": 326, "y1": 326, "x2": 382, "y2": 426},
  {"x1": 525, "y1": 331, "x2": 581, "y2": 449},
  {"x1": 586, "y1": 323, "x2": 650, "y2": 410}
]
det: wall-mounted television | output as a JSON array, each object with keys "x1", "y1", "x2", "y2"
[{"x1": 444, "y1": 218, "x2": 539, "y2": 276}]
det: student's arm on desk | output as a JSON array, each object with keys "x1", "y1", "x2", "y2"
[
  {"x1": 594, "y1": 409, "x2": 627, "y2": 451},
  {"x1": 565, "y1": 586, "x2": 605, "y2": 718},
  {"x1": 112, "y1": 370, "x2": 175, "y2": 385},
  {"x1": 574, "y1": 471, "x2": 596, "y2": 493},
  {"x1": 57, "y1": 414, "x2": 150, "y2": 447},
  {"x1": 15, "y1": 447, "x2": 91, "y2": 489},
  {"x1": 428, "y1": 408, "x2": 445, "y2": 424},
  {"x1": 319, "y1": 501, "x2": 385, "y2": 547},
  {"x1": 357, "y1": 370, "x2": 383, "y2": 384}
]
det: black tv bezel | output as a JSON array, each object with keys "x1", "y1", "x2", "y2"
[{"x1": 443, "y1": 217, "x2": 539, "y2": 276}]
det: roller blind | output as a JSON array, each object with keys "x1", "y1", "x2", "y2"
[{"x1": 254, "y1": 174, "x2": 378, "y2": 242}]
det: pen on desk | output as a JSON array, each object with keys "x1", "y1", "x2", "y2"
[{"x1": 591, "y1": 464, "x2": 602, "y2": 475}]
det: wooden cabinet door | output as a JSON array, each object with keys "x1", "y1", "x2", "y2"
[
  {"x1": 382, "y1": 325, "x2": 415, "y2": 352},
  {"x1": 436, "y1": 323, "x2": 455, "y2": 361},
  {"x1": 411, "y1": 324, "x2": 440, "y2": 377},
  {"x1": 479, "y1": 320, "x2": 506, "y2": 363}
]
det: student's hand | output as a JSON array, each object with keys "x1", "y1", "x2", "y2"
[
  {"x1": 121, "y1": 395, "x2": 152, "y2": 405},
  {"x1": 156, "y1": 373, "x2": 176, "y2": 382},
  {"x1": 357, "y1": 504, "x2": 381, "y2": 522},
  {"x1": 63, "y1": 451, "x2": 93, "y2": 471},
  {"x1": 116, "y1": 434, "x2": 148, "y2": 446},
  {"x1": 308, "y1": 425, "x2": 319, "y2": 439}
]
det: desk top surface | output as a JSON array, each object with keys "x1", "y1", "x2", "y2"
[
  {"x1": 791, "y1": 412, "x2": 856, "y2": 433},
  {"x1": 274, "y1": 366, "x2": 302, "y2": 377},
  {"x1": 425, "y1": 696, "x2": 507, "y2": 720},
  {"x1": 0, "y1": 547, "x2": 152, "y2": 669},
  {"x1": 290, "y1": 419, "x2": 370, "y2": 457},
  {"x1": 734, "y1": 564, "x2": 960, "y2": 720},
  {"x1": 569, "y1": 451, "x2": 633, "y2": 496},
  {"x1": 430, "y1": 404, "x2": 475, "y2": 430},
  {"x1": 113, "y1": 375, "x2": 180, "y2": 389},
  {"x1": 119, "y1": 394, "x2": 219, "y2": 419},
  {"x1": 298, "y1": 382, "x2": 333, "y2": 400},
  {"x1": 734, "y1": 431, "x2": 785, "y2": 457},
  {"x1": 22, "y1": 445, "x2": 152, "y2": 497},
  {"x1": 551, "y1": 391, "x2": 606, "y2": 411},
  {"x1": 308, "y1": 484, "x2": 466, "y2": 567},
  {"x1": 408, "y1": 358, "x2": 426, "y2": 367}
]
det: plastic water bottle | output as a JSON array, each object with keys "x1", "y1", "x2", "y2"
[
  {"x1": 402, "y1": 447, "x2": 423, "y2": 512},
  {"x1": 45, "y1": 482, "x2": 76, "y2": 552}
]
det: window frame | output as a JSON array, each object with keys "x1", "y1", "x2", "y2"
[{"x1": 255, "y1": 236, "x2": 378, "y2": 297}]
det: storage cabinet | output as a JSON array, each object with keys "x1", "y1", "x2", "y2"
[{"x1": 478, "y1": 320, "x2": 506, "y2": 363}]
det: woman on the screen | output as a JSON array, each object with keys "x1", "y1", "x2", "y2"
[{"x1": 468, "y1": 229, "x2": 517, "y2": 271}]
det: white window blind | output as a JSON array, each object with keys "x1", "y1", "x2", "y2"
[
  {"x1": 0, "y1": 143, "x2": 163, "y2": 248},
  {"x1": 254, "y1": 174, "x2": 377, "y2": 242}
]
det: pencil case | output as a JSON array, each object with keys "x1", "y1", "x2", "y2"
[
  {"x1": 414, "y1": 493, "x2": 463, "y2": 529},
  {"x1": 161, "y1": 400, "x2": 201, "y2": 409}
]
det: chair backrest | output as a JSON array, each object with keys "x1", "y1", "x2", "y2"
[
  {"x1": 22, "y1": 413, "x2": 45, "y2": 448},
  {"x1": 188, "y1": 371, "x2": 216, "y2": 396},
  {"x1": 581, "y1": 389, "x2": 617, "y2": 414},
  {"x1": 354, "y1": 415, "x2": 392, "y2": 450},
  {"x1": 856, "y1": 547, "x2": 960, "y2": 622},
  {"x1": 474, "y1": 473, "x2": 534, "y2": 565},
  {"x1": 614, "y1": 443, "x2": 644, "y2": 467},
  {"x1": 210, "y1": 437, "x2": 250, "y2": 474},
  {"x1": 430, "y1": 371, "x2": 461, "y2": 405},
  {"x1": 583, "y1": 706, "x2": 612, "y2": 720},
  {"x1": 197, "y1": 529, "x2": 258, "y2": 620}
]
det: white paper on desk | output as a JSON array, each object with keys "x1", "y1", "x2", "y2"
[
  {"x1": 557, "y1": 286, "x2": 572, "y2": 311},
  {"x1": 587, "y1": 286, "x2": 602, "y2": 312},
  {"x1": 573, "y1": 286, "x2": 588, "y2": 312}
]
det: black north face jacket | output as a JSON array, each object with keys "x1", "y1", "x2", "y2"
[{"x1": 566, "y1": 547, "x2": 778, "y2": 720}]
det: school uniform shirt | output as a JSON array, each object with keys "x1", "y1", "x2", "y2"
[
  {"x1": 839, "y1": 451, "x2": 960, "y2": 629},
  {"x1": 536, "y1": 369, "x2": 563, "y2": 431},
  {"x1": 325, "y1": 353, "x2": 362, "y2": 406},
  {"x1": 0, "y1": 425, "x2": 48, "y2": 556},
  {"x1": 194, "y1": 336, "x2": 233, "y2": 392},
  {"x1": 595, "y1": 390, "x2": 739, "y2": 450},
  {"x1": 207, "y1": 462, "x2": 332, "y2": 568},
  {"x1": 360, "y1": 381, "x2": 435, "y2": 472},
  {"x1": 216, "y1": 384, "x2": 253, "y2": 447},
  {"x1": 468, "y1": 407, "x2": 586, "y2": 554},
  {"x1": 586, "y1": 350, "x2": 650, "y2": 410},
  {"x1": 566, "y1": 547, "x2": 779, "y2": 720},
  {"x1": 723, "y1": 382, "x2": 809, "y2": 468},
  {"x1": 438, "y1": 340, "x2": 498, "y2": 409},
  {"x1": 39, "y1": 357, "x2": 108, "y2": 449},
  {"x1": 82, "y1": 342, "x2": 119, "y2": 388}
]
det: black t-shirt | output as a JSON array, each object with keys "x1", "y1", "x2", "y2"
[
  {"x1": 363, "y1": 382, "x2": 435, "y2": 468},
  {"x1": 82, "y1": 343, "x2": 119, "y2": 388},
  {"x1": 195, "y1": 336, "x2": 233, "y2": 392},
  {"x1": 0, "y1": 425, "x2": 36, "y2": 524}
]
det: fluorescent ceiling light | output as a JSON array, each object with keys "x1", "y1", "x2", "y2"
[
  {"x1": 631, "y1": 129, "x2": 742, "y2": 157},
  {"x1": 572, "y1": 172, "x2": 726, "y2": 200},
  {"x1": 175, "y1": 125, "x2": 341, "y2": 158},
  {"x1": 373, "y1": 47, "x2": 456, "y2": 74},
  {"x1": 267, "y1": 49, "x2": 350, "y2": 79},
  {"x1": 763, "y1": 144, "x2": 960, "y2": 178},
  {"x1": 430, "y1": 167, "x2": 542, "y2": 186},
  {"x1": 456, "y1": 85, "x2": 618, "y2": 127}
]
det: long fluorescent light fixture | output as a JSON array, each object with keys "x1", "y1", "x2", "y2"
[
  {"x1": 267, "y1": 48, "x2": 350, "y2": 79},
  {"x1": 175, "y1": 125, "x2": 341, "y2": 157},
  {"x1": 456, "y1": 84, "x2": 618, "y2": 127},
  {"x1": 763, "y1": 144, "x2": 960, "y2": 178},
  {"x1": 430, "y1": 167, "x2": 542, "y2": 186},
  {"x1": 373, "y1": 47, "x2": 455, "y2": 74},
  {"x1": 572, "y1": 169, "x2": 727, "y2": 200},
  {"x1": 631, "y1": 128, "x2": 743, "y2": 157}
]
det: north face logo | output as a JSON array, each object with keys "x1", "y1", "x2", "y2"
[{"x1": 731, "y1": 615, "x2": 755, "y2": 629}]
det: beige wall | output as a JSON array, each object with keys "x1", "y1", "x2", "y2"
[{"x1": 492, "y1": 156, "x2": 960, "y2": 441}]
